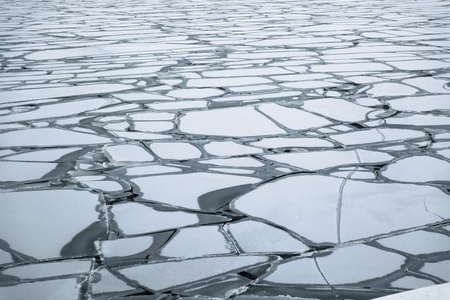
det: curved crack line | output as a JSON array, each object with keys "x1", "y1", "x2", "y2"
[
  {"x1": 336, "y1": 149, "x2": 361, "y2": 244},
  {"x1": 423, "y1": 198, "x2": 444, "y2": 221},
  {"x1": 314, "y1": 256, "x2": 339, "y2": 298}
]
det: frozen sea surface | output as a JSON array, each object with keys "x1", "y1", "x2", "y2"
[{"x1": 0, "y1": 0, "x2": 450, "y2": 299}]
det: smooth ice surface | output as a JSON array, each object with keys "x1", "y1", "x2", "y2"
[
  {"x1": 258, "y1": 103, "x2": 332, "y2": 130},
  {"x1": 390, "y1": 276, "x2": 436, "y2": 289},
  {"x1": 91, "y1": 268, "x2": 135, "y2": 294},
  {"x1": 199, "y1": 157, "x2": 265, "y2": 167},
  {"x1": 204, "y1": 141, "x2": 263, "y2": 156},
  {"x1": 149, "y1": 142, "x2": 202, "y2": 160},
  {"x1": 382, "y1": 156, "x2": 450, "y2": 182},
  {"x1": 117, "y1": 255, "x2": 269, "y2": 291},
  {"x1": 403, "y1": 77, "x2": 450, "y2": 94},
  {"x1": 0, "y1": 98, "x2": 114, "y2": 123},
  {"x1": 387, "y1": 95, "x2": 450, "y2": 111},
  {"x1": 0, "y1": 278, "x2": 80, "y2": 300},
  {"x1": 0, "y1": 84, "x2": 132, "y2": 103},
  {"x1": 385, "y1": 114, "x2": 450, "y2": 126},
  {"x1": 0, "y1": 128, "x2": 112, "y2": 147},
  {"x1": 251, "y1": 137, "x2": 334, "y2": 148},
  {"x1": 263, "y1": 258, "x2": 328, "y2": 284},
  {"x1": 167, "y1": 88, "x2": 224, "y2": 99},
  {"x1": 227, "y1": 220, "x2": 309, "y2": 253},
  {"x1": 2, "y1": 260, "x2": 91, "y2": 279},
  {"x1": 317, "y1": 244, "x2": 405, "y2": 284},
  {"x1": 0, "y1": 161, "x2": 57, "y2": 181},
  {"x1": 420, "y1": 260, "x2": 450, "y2": 281},
  {"x1": 378, "y1": 231, "x2": 450, "y2": 255},
  {"x1": 160, "y1": 226, "x2": 231, "y2": 258},
  {"x1": 180, "y1": 106, "x2": 285, "y2": 137},
  {"x1": 367, "y1": 83, "x2": 419, "y2": 97},
  {"x1": 99, "y1": 236, "x2": 154, "y2": 258},
  {"x1": 302, "y1": 98, "x2": 374, "y2": 122},
  {"x1": 103, "y1": 144, "x2": 154, "y2": 164},
  {"x1": 0, "y1": 249, "x2": 13, "y2": 265},
  {"x1": 124, "y1": 165, "x2": 182, "y2": 176}
]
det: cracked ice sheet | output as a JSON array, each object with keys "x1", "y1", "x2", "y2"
[
  {"x1": 232, "y1": 175, "x2": 450, "y2": 244},
  {"x1": 2, "y1": 0, "x2": 450, "y2": 298}
]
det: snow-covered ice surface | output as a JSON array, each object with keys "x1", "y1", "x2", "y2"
[{"x1": 0, "y1": 0, "x2": 450, "y2": 299}]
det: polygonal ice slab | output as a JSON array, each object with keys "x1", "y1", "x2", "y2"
[
  {"x1": 103, "y1": 144, "x2": 154, "y2": 165},
  {"x1": 124, "y1": 165, "x2": 182, "y2": 176},
  {"x1": 202, "y1": 67, "x2": 292, "y2": 77},
  {"x1": 387, "y1": 95, "x2": 450, "y2": 111},
  {"x1": 420, "y1": 260, "x2": 450, "y2": 281},
  {"x1": 129, "y1": 112, "x2": 175, "y2": 121},
  {"x1": 25, "y1": 43, "x2": 213, "y2": 60},
  {"x1": 167, "y1": 88, "x2": 225, "y2": 99},
  {"x1": 0, "y1": 84, "x2": 132, "y2": 103},
  {"x1": 117, "y1": 255, "x2": 271, "y2": 291},
  {"x1": 367, "y1": 83, "x2": 418, "y2": 97},
  {"x1": 0, "y1": 189, "x2": 100, "y2": 259},
  {"x1": 204, "y1": 141, "x2": 263, "y2": 156},
  {"x1": 227, "y1": 220, "x2": 309, "y2": 253},
  {"x1": 91, "y1": 268, "x2": 136, "y2": 295},
  {"x1": 98, "y1": 236, "x2": 154, "y2": 258},
  {"x1": 382, "y1": 156, "x2": 450, "y2": 183},
  {"x1": 310, "y1": 62, "x2": 392, "y2": 73},
  {"x1": 199, "y1": 157, "x2": 264, "y2": 168},
  {"x1": 302, "y1": 98, "x2": 374, "y2": 122},
  {"x1": 264, "y1": 149, "x2": 392, "y2": 171},
  {"x1": 262, "y1": 257, "x2": 327, "y2": 285},
  {"x1": 377, "y1": 230, "x2": 450, "y2": 255},
  {"x1": 387, "y1": 60, "x2": 450, "y2": 71},
  {"x1": 0, "y1": 98, "x2": 115, "y2": 123},
  {"x1": 0, "y1": 278, "x2": 80, "y2": 300},
  {"x1": 385, "y1": 114, "x2": 450, "y2": 126},
  {"x1": 252, "y1": 137, "x2": 334, "y2": 149},
  {"x1": 317, "y1": 244, "x2": 405, "y2": 284},
  {"x1": 0, "y1": 249, "x2": 13, "y2": 265},
  {"x1": 2, "y1": 259, "x2": 91, "y2": 280},
  {"x1": 0, "y1": 161, "x2": 57, "y2": 182},
  {"x1": 160, "y1": 225, "x2": 231, "y2": 258},
  {"x1": 133, "y1": 121, "x2": 174, "y2": 132},
  {"x1": 179, "y1": 106, "x2": 285, "y2": 137},
  {"x1": 232, "y1": 175, "x2": 450, "y2": 244},
  {"x1": 0, "y1": 128, "x2": 112, "y2": 147},
  {"x1": 258, "y1": 103, "x2": 332, "y2": 130},
  {"x1": 403, "y1": 77, "x2": 450, "y2": 94},
  {"x1": 331, "y1": 128, "x2": 425, "y2": 146},
  {"x1": 390, "y1": 276, "x2": 435, "y2": 289},
  {"x1": 149, "y1": 142, "x2": 202, "y2": 160},
  {"x1": 131, "y1": 172, "x2": 260, "y2": 210},
  {"x1": 187, "y1": 77, "x2": 272, "y2": 88}
]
